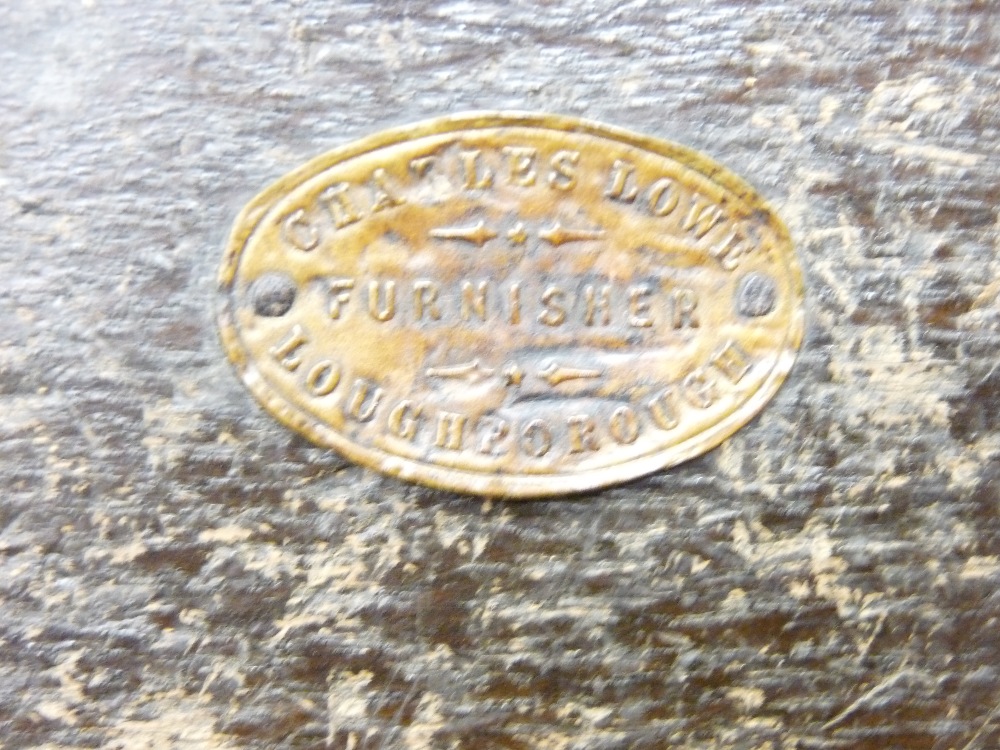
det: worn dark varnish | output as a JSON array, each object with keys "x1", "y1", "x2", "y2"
[{"x1": 1, "y1": 1, "x2": 999, "y2": 748}]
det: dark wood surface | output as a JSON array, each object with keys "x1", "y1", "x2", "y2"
[{"x1": 2, "y1": 1, "x2": 999, "y2": 747}]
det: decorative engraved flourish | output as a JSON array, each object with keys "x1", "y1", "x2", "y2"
[
  {"x1": 538, "y1": 222, "x2": 605, "y2": 247},
  {"x1": 506, "y1": 222, "x2": 528, "y2": 245},
  {"x1": 538, "y1": 361, "x2": 604, "y2": 386},
  {"x1": 425, "y1": 360, "x2": 496, "y2": 382},
  {"x1": 425, "y1": 360, "x2": 603, "y2": 388},
  {"x1": 501, "y1": 363, "x2": 524, "y2": 386},
  {"x1": 430, "y1": 221, "x2": 497, "y2": 246}
]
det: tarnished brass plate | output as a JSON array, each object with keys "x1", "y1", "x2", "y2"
[{"x1": 218, "y1": 113, "x2": 804, "y2": 497}]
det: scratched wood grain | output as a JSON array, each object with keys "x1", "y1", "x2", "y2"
[{"x1": 1, "y1": 1, "x2": 999, "y2": 748}]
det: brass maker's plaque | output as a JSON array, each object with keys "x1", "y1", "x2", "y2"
[{"x1": 218, "y1": 113, "x2": 804, "y2": 497}]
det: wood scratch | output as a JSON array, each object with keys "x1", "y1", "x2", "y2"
[
  {"x1": 823, "y1": 669, "x2": 929, "y2": 730},
  {"x1": 959, "y1": 699, "x2": 1000, "y2": 750}
]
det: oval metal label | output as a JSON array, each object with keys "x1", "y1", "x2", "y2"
[{"x1": 218, "y1": 113, "x2": 804, "y2": 497}]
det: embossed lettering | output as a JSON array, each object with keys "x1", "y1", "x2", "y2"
[
  {"x1": 648, "y1": 387, "x2": 680, "y2": 430},
  {"x1": 369, "y1": 168, "x2": 405, "y2": 212},
  {"x1": 710, "y1": 340, "x2": 752, "y2": 383},
  {"x1": 628, "y1": 285, "x2": 653, "y2": 327},
  {"x1": 712, "y1": 228, "x2": 753, "y2": 270},
  {"x1": 414, "y1": 280, "x2": 442, "y2": 321},
  {"x1": 435, "y1": 411, "x2": 467, "y2": 450},
  {"x1": 670, "y1": 288, "x2": 699, "y2": 329},
  {"x1": 461, "y1": 280, "x2": 488, "y2": 322},
  {"x1": 508, "y1": 283, "x2": 522, "y2": 324},
  {"x1": 647, "y1": 178, "x2": 679, "y2": 217},
  {"x1": 682, "y1": 369, "x2": 717, "y2": 409},
  {"x1": 329, "y1": 279, "x2": 355, "y2": 319},
  {"x1": 609, "y1": 405, "x2": 640, "y2": 444},
  {"x1": 682, "y1": 196, "x2": 726, "y2": 239},
  {"x1": 347, "y1": 379, "x2": 383, "y2": 422},
  {"x1": 305, "y1": 361, "x2": 341, "y2": 396},
  {"x1": 567, "y1": 415, "x2": 600, "y2": 453},
  {"x1": 388, "y1": 400, "x2": 423, "y2": 441},
  {"x1": 538, "y1": 286, "x2": 567, "y2": 326},
  {"x1": 584, "y1": 284, "x2": 611, "y2": 326},
  {"x1": 477, "y1": 416, "x2": 510, "y2": 455},
  {"x1": 606, "y1": 159, "x2": 639, "y2": 202},
  {"x1": 271, "y1": 325, "x2": 308, "y2": 372},
  {"x1": 281, "y1": 209, "x2": 319, "y2": 251},
  {"x1": 460, "y1": 149, "x2": 493, "y2": 190},
  {"x1": 521, "y1": 419, "x2": 553, "y2": 458},
  {"x1": 502, "y1": 146, "x2": 537, "y2": 186},
  {"x1": 409, "y1": 156, "x2": 436, "y2": 177},
  {"x1": 320, "y1": 183, "x2": 362, "y2": 229},
  {"x1": 548, "y1": 150, "x2": 580, "y2": 190},
  {"x1": 368, "y1": 280, "x2": 396, "y2": 322}
]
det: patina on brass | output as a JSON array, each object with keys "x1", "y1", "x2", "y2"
[{"x1": 218, "y1": 112, "x2": 804, "y2": 497}]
